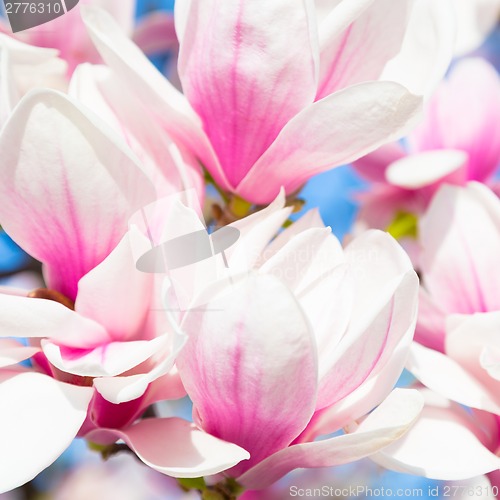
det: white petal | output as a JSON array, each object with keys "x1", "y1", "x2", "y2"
[
  {"x1": 0, "y1": 372, "x2": 92, "y2": 493},
  {"x1": 407, "y1": 342, "x2": 500, "y2": 414},
  {"x1": 88, "y1": 418, "x2": 250, "y2": 478},
  {"x1": 385, "y1": 150, "x2": 468, "y2": 189},
  {"x1": 373, "y1": 389, "x2": 500, "y2": 479}
]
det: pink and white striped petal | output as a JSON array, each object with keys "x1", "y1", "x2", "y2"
[
  {"x1": 177, "y1": 0, "x2": 318, "y2": 186},
  {"x1": 317, "y1": 0, "x2": 411, "y2": 98},
  {"x1": 75, "y1": 228, "x2": 153, "y2": 342},
  {"x1": 237, "y1": 81, "x2": 422, "y2": 203},
  {"x1": 176, "y1": 274, "x2": 318, "y2": 473},
  {"x1": 0, "y1": 89, "x2": 155, "y2": 301},
  {"x1": 420, "y1": 183, "x2": 500, "y2": 315}
]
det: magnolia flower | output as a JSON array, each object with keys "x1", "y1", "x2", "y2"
[
  {"x1": 353, "y1": 58, "x2": 500, "y2": 233},
  {"x1": 0, "y1": 90, "x2": 247, "y2": 493},
  {"x1": 80, "y1": 1, "x2": 424, "y2": 205},
  {"x1": 149, "y1": 195, "x2": 424, "y2": 491},
  {"x1": 370, "y1": 183, "x2": 500, "y2": 480}
]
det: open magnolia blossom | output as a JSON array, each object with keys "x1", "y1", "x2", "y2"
[
  {"x1": 0, "y1": 89, "x2": 249, "y2": 494},
  {"x1": 79, "y1": 0, "x2": 427, "y2": 205},
  {"x1": 353, "y1": 58, "x2": 500, "y2": 234},
  {"x1": 127, "y1": 193, "x2": 425, "y2": 491},
  {"x1": 370, "y1": 183, "x2": 500, "y2": 481}
]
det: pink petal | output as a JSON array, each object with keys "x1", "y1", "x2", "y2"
[
  {"x1": 238, "y1": 388, "x2": 423, "y2": 490},
  {"x1": 410, "y1": 58, "x2": 500, "y2": 182},
  {"x1": 355, "y1": 185, "x2": 415, "y2": 230},
  {"x1": 420, "y1": 183, "x2": 500, "y2": 314},
  {"x1": 373, "y1": 389, "x2": 500, "y2": 479},
  {"x1": 75, "y1": 228, "x2": 153, "y2": 342},
  {"x1": 407, "y1": 342, "x2": 500, "y2": 414},
  {"x1": 304, "y1": 315, "x2": 418, "y2": 439},
  {"x1": 177, "y1": 0, "x2": 318, "y2": 186},
  {"x1": 300, "y1": 232, "x2": 418, "y2": 437},
  {"x1": 16, "y1": 0, "x2": 135, "y2": 74},
  {"x1": 81, "y1": 6, "x2": 230, "y2": 192},
  {"x1": 352, "y1": 142, "x2": 406, "y2": 183},
  {"x1": 0, "y1": 293, "x2": 111, "y2": 349},
  {"x1": 0, "y1": 372, "x2": 92, "y2": 493},
  {"x1": 0, "y1": 89, "x2": 155, "y2": 301},
  {"x1": 93, "y1": 302, "x2": 187, "y2": 404},
  {"x1": 176, "y1": 274, "x2": 317, "y2": 474},
  {"x1": 87, "y1": 418, "x2": 250, "y2": 478},
  {"x1": 414, "y1": 288, "x2": 447, "y2": 352},
  {"x1": 316, "y1": 270, "x2": 418, "y2": 410},
  {"x1": 317, "y1": 0, "x2": 412, "y2": 98},
  {"x1": 237, "y1": 81, "x2": 422, "y2": 204},
  {"x1": 133, "y1": 12, "x2": 178, "y2": 55}
]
